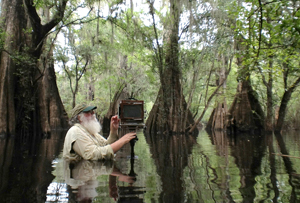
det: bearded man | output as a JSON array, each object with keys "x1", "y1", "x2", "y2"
[{"x1": 63, "y1": 103, "x2": 136, "y2": 161}]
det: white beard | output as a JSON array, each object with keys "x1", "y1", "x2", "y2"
[{"x1": 79, "y1": 114, "x2": 102, "y2": 135}]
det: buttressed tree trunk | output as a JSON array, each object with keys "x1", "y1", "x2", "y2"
[
  {"x1": 206, "y1": 102, "x2": 227, "y2": 131},
  {"x1": 0, "y1": 0, "x2": 69, "y2": 136},
  {"x1": 226, "y1": 80, "x2": 264, "y2": 133},
  {"x1": 37, "y1": 52, "x2": 69, "y2": 133},
  {"x1": 146, "y1": 0, "x2": 195, "y2": 134},
  {"x1": 225, "y1": 33, "x2": 264, "y2": 134}
]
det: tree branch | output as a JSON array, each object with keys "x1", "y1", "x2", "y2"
[{"x1": 188, "y1": 57, "x2": 232, "y2": 133}]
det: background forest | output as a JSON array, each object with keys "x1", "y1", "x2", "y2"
[
  {"x1": 54, "y1": 0, "x2": 300, "y2": 131},
  {"x1": 1, "y1": 0, "x2": 300, "y2": 135}
]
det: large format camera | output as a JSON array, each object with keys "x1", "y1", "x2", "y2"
[
  {"x1": 118, "y1": 99, "x2": 145, "y2": 130},
  {"x1": 118, "y1": 99, "x2": 145, "y2": 147}
]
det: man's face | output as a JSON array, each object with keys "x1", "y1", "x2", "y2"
[
  {"x1": 78, "y1": 110, "x2": 101, "y2": 134},
  {"x1": 83, "y1": 110, "x2": 95, "y2": 120}
]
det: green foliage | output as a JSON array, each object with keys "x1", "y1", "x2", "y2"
[
  {"x1": 225, "y1": 0, "x2": 300, "y2": 128},
  {"x1": 53, "y1": 0, "x2": 300, "y2": 128},
  {"x1": 54, "y1": 3, "x2": 160, "y2": 117},
  {"x1": 12, "y1": 48, "x2": 39, "y2": 129}
]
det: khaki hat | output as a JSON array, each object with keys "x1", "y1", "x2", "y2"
[{"x1": 70, "y1": 103, "x2": 97, "y2": 119}]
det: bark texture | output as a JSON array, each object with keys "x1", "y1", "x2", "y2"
[
  {"x1": 206, "y1": 102, "x2": 227, "y2": 131},
  {"x1": 146, "y1": 84, "x2": 195, "y2": 134},
  {"x1": 0, "y1": 0, "x2": 68, "y2": 136},
  {"x1": 36, "y1": 54, "x2": 69, "y2": 133},
  {"x1": 146, "y1": 0, "x2": 195, "y2": 134},
  {"x1": 0, "y1": 0, "x2": 25, "y2": 135},
  {"x1": 226, "y1": 81, "x2": 265, "y2": 133}
]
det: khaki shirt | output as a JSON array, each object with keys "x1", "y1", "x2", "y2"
[{"x1": 63, "y1": 123, "x2": 118, "y2": 161}]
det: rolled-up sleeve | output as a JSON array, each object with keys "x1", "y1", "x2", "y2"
[{"x1": 106, "y1": 131, "x2": 118, "y2": 144}]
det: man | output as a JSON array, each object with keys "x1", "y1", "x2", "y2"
[{"x1": 63, "y1": 103, "x2": 136, "y2": 161}]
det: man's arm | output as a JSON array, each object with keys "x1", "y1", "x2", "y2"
[
  {"x1": 106, "y1": 115, "x2": 119, "y2": 143},
  {"x1": 110, "y1": 132, "x2": 136, "y2": 153}
]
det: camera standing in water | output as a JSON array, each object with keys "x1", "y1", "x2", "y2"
[{"x1": 117, "y1": 98, "x2": 146, "y2": 201}]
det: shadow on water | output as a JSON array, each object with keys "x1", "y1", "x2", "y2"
[
  {"x1": 0, "y1": 130, "x2": 66, "y2": 202},
  {"x1": 144, "y1": 132, "x2": 198, "y2": 203}
]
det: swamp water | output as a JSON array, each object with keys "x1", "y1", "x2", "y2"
[{"x1": 1, "y1": 130, "x2": 300, "y2": 202}]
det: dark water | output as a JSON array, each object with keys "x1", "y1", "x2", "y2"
[{"x1": 1, "y1": 129, "x2": 300, "y2": 202}]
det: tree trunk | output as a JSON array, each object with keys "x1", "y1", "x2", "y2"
[
  {"x1": 275, "y1": 76, "x2": 300, "y2": 132},
  {"x1": 206, "y1": 55, "x2": 229, "y2": 131},
  {"x1": 0, "y1": 0, "x2": 25, "y2": 135},
  {"x1": 206, "y1": 101, "x2": 227, "y2": 131},
  {"x1": 36, "y1": 53, "x2": 69, "y2": 134},
  {"x1": 226, "y1": 81, "x2": 264, "y2": 133},
  {"x1": 146, "y1": 0, "x2": 195, "y2": 134},
  {"x1": 0, "y1": 0, "x2": 68, "y2": 136},
  {"x1": 225, "y1": 32, "x2": 265, "y2": 134},
  {"x1": 72, "y1": 92, "x2": 76, "y2": 108},
  {"x1": 265, "y1": 69, "x2": 273, "y2": 132},
  {"x1": 146, "y1": 78, "x2": 195, "y2": 134}
]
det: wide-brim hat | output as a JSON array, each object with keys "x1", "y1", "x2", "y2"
[{"x1": 70, "y1": 103, "x2": 97, "y2": 119}]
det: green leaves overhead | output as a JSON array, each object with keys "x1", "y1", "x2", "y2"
[{"x1": 52, "y1": 0, "x2": 300, "y2": 129}]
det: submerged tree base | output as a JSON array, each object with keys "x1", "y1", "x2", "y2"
[
  {"x1": 145, "y1": 87, "x2": 198, "y2": 135},
  {"x1": 226, "y1": 81, "x2": 265, "y2": 134},
  {"x1": 206, "y1": 102, "x2": 228, "y2": 131}
]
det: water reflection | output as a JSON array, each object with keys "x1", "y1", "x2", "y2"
[
  {"x1": 206, "y1": 130, "x2": 300, "y2": 202},
  {"x1": 145, "y1": 133, "x2": 198, "y2": 203},
  {"x1": 273, "y1": 132, "x2": 300, "y2": 202},
  {"x1": 211, "y1": 131, "x2": 267, "y2": 202},
  {"x1": 62, "y1": 159, "x2": 141, "y2": 202},
  {"x1": 65, "y1": 159, "x2": 114, "y2": 201},
  {"x1": 2, "y1": 130, "x2": 300, "y2": 202},
  {"x1": 0, "y1": 130, "x2": 65, "y2": 202}
]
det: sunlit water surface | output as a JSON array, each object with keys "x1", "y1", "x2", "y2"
[{"x1": 1, "y1": 130, "x2": 300, "y2": 202}]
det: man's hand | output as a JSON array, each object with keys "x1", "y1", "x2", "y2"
[
  {"x1": 120, "y1": 132, "x2": 137, "y2": 144},
  {"x1": 110, "y1": 115, "x2": 120, "y2": 131},
  {"x1": 110, "y1": 132, "x2": 137, "y2": 153}
]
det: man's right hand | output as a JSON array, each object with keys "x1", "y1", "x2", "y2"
[
  {"x1": 110, "y1": 132, "x2": 137, "y2": 153},
  {"x1": 121, "y1": 132, "x2": 137, "y2": 144}
]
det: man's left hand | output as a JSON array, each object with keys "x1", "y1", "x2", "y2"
[{"x1": 110, "y1": 115, "x2": 120, "y2": 131}]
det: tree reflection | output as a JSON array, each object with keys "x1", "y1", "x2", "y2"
[
  {"x1": 0, "y1": 137, "x2": 14, "y2": 197},
  {"x1": 2, "y1": 128, "x2": 300, "y2": 202},
  {"x1": 0, "y1": 131, "x2": 66, "y2": 202},
  {"x1": 228, "y1": 132, "x2": 266, "y2": 202},
  {"x1": 145, "y1": 133, "x2": 197, "y2": 203},
  {"x1": 207, "y1": 130, "x2": 300, "y2": 202},
  {"x1": 209, "y1": 131, "x2": 269, "y2": 202},
  {"x1": 273, "y1": 132, "x2": 300, "y2": 202},
  {"x1": 266, "y1": 133, "x2": 280, "y2": 202}
]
